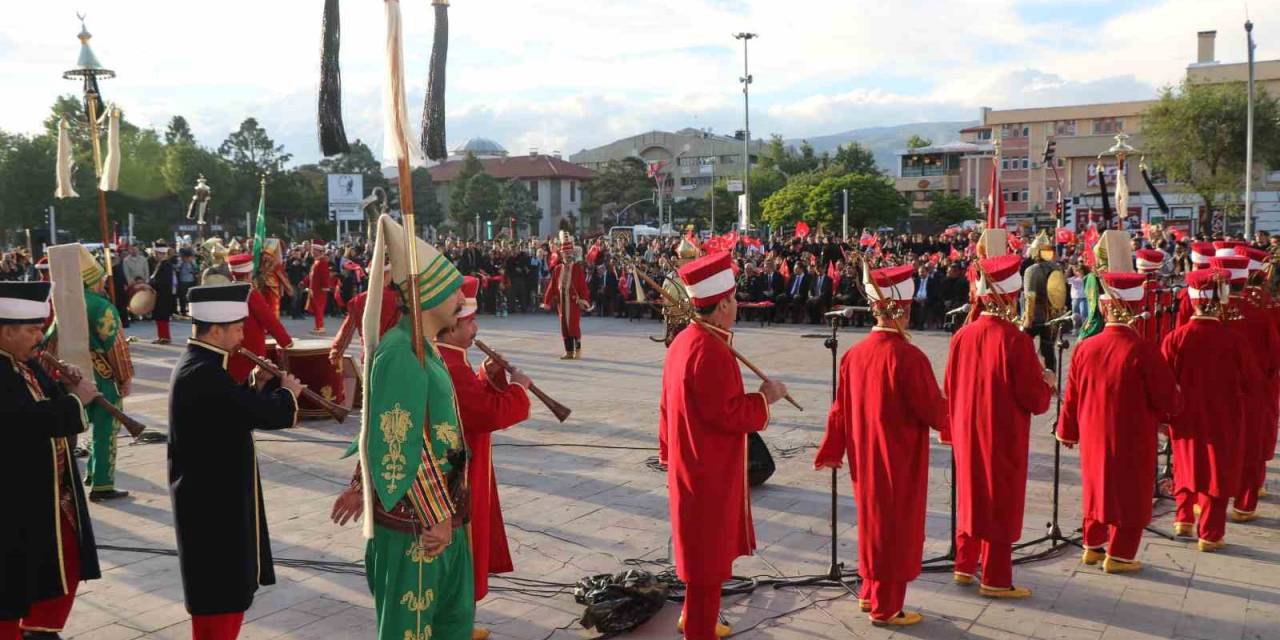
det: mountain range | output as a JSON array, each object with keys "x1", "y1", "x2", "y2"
[{"x1": 786, "y1": 120, "x2": 978, "y2": 175}]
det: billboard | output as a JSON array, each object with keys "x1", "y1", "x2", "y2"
[{"x1": 327, "y1": 174, "x2": 363, "y2": 205}]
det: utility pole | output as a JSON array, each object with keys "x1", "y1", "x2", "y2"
[
  {"x1": 1245, "y1": 19, "x2": 1256, "y2": 237},
  {"x1": 48, "y1": 205, "x2": 57, "y2": 246},
  {"x1": 734, "y1": 32, "x2": 757, "y2": 230},
  {"x1": 842, "y1": 189, "x2": 849, "y2": 239},
  {"x1": 128, "y1": 211, "x2": 134, "y2": 246}
]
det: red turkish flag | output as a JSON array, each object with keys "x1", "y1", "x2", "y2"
[
  {"x1": 986, "y1": 160, "x2": 1005, "y2": 229},
  {"x1": 949, "y1": 246, "x2": 962, "y2": 261},
  {"x1": 795, "y1": 221, "x2": 810, "y2": 239}
]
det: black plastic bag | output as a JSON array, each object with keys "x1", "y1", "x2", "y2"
[{"x1": 575, "y1": 569, "x2": 669, "y2": 634}]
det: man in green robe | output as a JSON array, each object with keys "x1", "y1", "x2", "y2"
[{"x1": 336, "y1": 215, "x2": 473, "y2": 640}]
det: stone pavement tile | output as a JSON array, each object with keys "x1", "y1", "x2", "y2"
[
  {"x1": 962, "y1": 622, "x2": 1035, "y2": 640},
  {"x1": 1173, "y1": 577, "x2": 1249, "y2": 640},
  {"x1": 972, "y1": 602, "x2": 1045, "y2": 638},
  {"x1": 1243, "y1": 599, "x2": 1280, "y2": 640},
  {"x1": 113, "y1": 602, "x2": 189, "y2": 634},
  {"x1": 68, "y1": 623, "x2": 148, "y2": 640},
  {"x1": 1031, "y1": 621, "x2": 1103, "y2": 640},
  {"x1": 1041, "y1": 571, "x2": 1124, "y2": 632},
  {"x1": 288, "y1": 595, "x2": 356, "y2": 617},
  {"x1": 1099, "y1": 586, "x2": 1183, "y2": 638},
  {"x1": 283, "y1": 606, "x2": 374, "y2": 640},
  {"x1": 237, "y1": 607, "x2": 322, "y2": 640}
]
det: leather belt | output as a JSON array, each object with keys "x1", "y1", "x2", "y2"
[{"x1": 372, "y1": 499, "x2": 421, "y2": 535}]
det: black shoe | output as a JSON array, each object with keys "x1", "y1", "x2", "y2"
[
  {"x1": 89, "y1": 489, "x2": 130, "y2": 502},
  {"x1": 24, "y1": 631, "x2": 64, "y2": 640},
  {"x1": 74, "y1": 446, "x2": 89, "y2": 458}
]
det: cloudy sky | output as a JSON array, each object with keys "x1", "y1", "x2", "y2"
[{"x1": 2, "y1": 0, "x2": 1275, "y2": 165}]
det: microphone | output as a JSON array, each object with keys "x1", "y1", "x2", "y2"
[
  {"x1": 945, "y1": 304, "x2": 971, "y2": 317},
  {"x1": 824, "y1": 306, "x2": 869, "y2": 319}
]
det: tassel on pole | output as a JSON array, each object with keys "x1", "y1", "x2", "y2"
[
  {"x1": 319, "y1": 0, "x2": 350, "y2": 156},
  {"x1": 420, "y1": 0, "x2": 449, "y2": 161},
  {"x1": 99, "y1": 105, "x2": 121, "y2": 192},
  {"x1": 55, "y1": 116, "x2": 79, "y2": 199}
]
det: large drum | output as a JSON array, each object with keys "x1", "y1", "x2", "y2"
[
  {"x1": 276, "y1": 339, "x2": 343, "y2": 421},
  {"x1": 126, "y1": 283, "x2": 156, "y2": 316}
]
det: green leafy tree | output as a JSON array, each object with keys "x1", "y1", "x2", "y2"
[
  {"x1": 905, "y1": 134, "x2": 933, "y2": 150},
  {"x1": 760, "y1": 181, "x2": 816, "y2": 226},
  {"x1": 747, "y1": 166, "x2": 787, "y2": 222},
  {"x1": 499, "y1": 179, "x2": 540, "y2": 235},
  {"x1": 926, "y1": 192, "x2": 980, "y2": 225},
  {"x1": 0, "y1": 133, "x2": 56, "y2": 231},
  {"x1": 707, "y1": 183, "x2": 738, "y2": 233},
  {"x1": 582, "y1": 157, "x2": 653, "y2": 224},
  {"x1": 758, "y1": 134, "x2": 820, "y2": 176},
  {"x1": 410, "y1": 167, "x2": 445, "y2": 230},
  {"x1": 164, "y1": 116, "x2": 196, "y2": 146},
  {"x1": 218, "y1": 117, "x2": 292, "y2": 176},
  {"x1": 803, "y1": 173, "x2": 908, "y2": 230},
  {"x1": 1144, "y1": 80, "x2": 1280, "y2": 230},
  {"x1": 460, "y1": 173, "x2": 501, "y2": 238},
  {"x1": 448, "y1": 151, "x2": 485, "y2": 223},
  {"x1": 831, "y1": 142, "x2": 880, "y2": 176}
]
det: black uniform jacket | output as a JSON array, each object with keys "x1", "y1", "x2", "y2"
[
  {"x1": 167, "y1": 340, "x2": 298, "y2": 615},
  {"x1": 0, "y1": 349, "x2": 99, "y2": 619}
]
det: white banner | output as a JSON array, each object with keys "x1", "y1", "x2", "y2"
[{"x1": 327, "y1": 174, "x2": 364, "y2": 206}]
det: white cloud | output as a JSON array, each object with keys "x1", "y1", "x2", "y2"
[{"x1": 3, "y1": 0, "x2": 1276, "y2": 165}]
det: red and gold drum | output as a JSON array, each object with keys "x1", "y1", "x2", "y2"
[{"x1": 279, "y1": 338, "x2": 343, "y2": 420}]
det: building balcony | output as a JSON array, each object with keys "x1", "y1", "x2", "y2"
[{"x1": 900, "y1": 165, "x2": 951, "y2": 178}]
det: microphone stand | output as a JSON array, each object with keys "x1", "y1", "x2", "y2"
[
  {"x1": 1012, "y1": 320, "x2": 1083, "y2": 556},
  {"x1": 781, "y1": 314, "x2": 858, "y2": 588},
  {"x1": 1145, "y1": 286, "x2": 1180, "y2": 541}
]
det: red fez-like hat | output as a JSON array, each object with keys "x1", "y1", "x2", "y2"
[
  {"x1": 1190, "y1": 242, "x2": 1216, "y2": 268},
  {"x1": 1186, "y1": 267, "x2": 1225, "y2": 301},
  {"x1": 458, "y1": 276, "x2": 479, "y2": 318},
  {"x1": 976, "y1": 254, "x2": 1023, "y2": 297},
  {"x1": 865, "y1": 265, "x2": 915, "y2": 303},
  {"x1": 1134, "y1": 249, "x2": 1164, "y2": 273},
  {"x1": 227, "y1": 253, "x2": 253, "y2": 276},
  {"x1": 678, "y1": 251, "x2": 736, "y2": 307},
  {"x1": 1100, "y1": 271, "x2": 1147, "y2": 307},
  {"x1": 1210, "y1": 255, "x2": 1249, "y2": 284}
]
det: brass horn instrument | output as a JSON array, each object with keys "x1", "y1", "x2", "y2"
[{"x1": 235, "y1": 347, "x2": 350, "y2": 423}]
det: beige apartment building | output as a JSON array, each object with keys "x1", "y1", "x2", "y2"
[{"x1": 896, "y1": 29, "x2": 1280, "y2": 233}]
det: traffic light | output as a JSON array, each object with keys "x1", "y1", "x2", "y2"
[{"x1": 1042, "y1": 139, "x2": 1057, "y2": 164}]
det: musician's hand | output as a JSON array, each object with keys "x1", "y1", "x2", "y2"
[
  {"x1": 482, "y1": 357, "x2": 503, "y2": 381},
  {"x1": 330, "y1": 486, "x2": 363, "y2": 526},
  {"x1": 62, "y1": 364, "x2": 84, "y2": 385},
  {"x1": 279, "y1": 372, "x2": 305, "y2": 398},
  {"x1": 509, "y1": 368, "x2": 532, "y2": 390},
  {"x1": 329, "y1": 349, "x2": 342, "y2": 369},
  {"x1": 70, "y1": 377, "x2": 98, "y2": 405},
  {"x1": 1042, "y1": 369, "x2": 1057, "y2": 390},
  {"x1": 419, "y1": 518, "x2": 453, "y2": 556},
  {"x1": 1060, "y1": 440, "x2": 1076, "y2": 449},
  {"x1": 540, "y1": 303, "x2": 551, "y2": 311},
  {"x1": 251, "y1": 366, "x2": 275, "y2": 390},
  {"x1": 759, "y1": 379, "x2": 788, "y2": 405}
]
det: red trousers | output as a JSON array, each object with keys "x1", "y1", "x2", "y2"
[
  {"x1": 1234, "y1": 459, "x2": 1265, "y2": 515},
  {"x1": 858, "y1": 579, "x2": 906, "y2": 621},
  {"x1": 156, "y1": 319, "x2": 172, "y2": 341},
  {"x1": 309, "y1": 290, "x2": 327, "y2": 331},
  {"x1": 0, "y1": 515, "x2": 80, "y2": 635},
  {"x1": 1175, "y1": 489, "x2": 1228, "y2": 542},
  {"x1": 682, "y1": 583, "x2": 721, "y2": 640},
  {"x1": 954, "y1": 532, "x2": 1013, "y2": 589},
  {"x1": 1082, "y1": 518, "x2": 1143, "y2": 562},
  {"x1": 192, "y1": 612, "x2": 244, "y2": 640}
]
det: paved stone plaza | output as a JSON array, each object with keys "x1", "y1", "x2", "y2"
[{"x1": 62, "y1": 313, "x2": 1280, "y2": 640}]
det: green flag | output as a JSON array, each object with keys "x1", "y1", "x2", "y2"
[{"x1": 252, "y1": 178, "x2": 266, "y2": 275}]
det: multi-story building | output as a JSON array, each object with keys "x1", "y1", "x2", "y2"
[
  {"x1": 896, "y1": 29, "x2": 1280, "y2": 234},
  {"x1": 570, "y1": 129, "x2": 765, "y2": 201},
  {"x1": 427, "y1": 138, "x2": 595, "y2": 238}
]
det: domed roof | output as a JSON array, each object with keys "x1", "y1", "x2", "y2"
[{"x1": 452, "y1": 137, "x2": 508, "y2": 157}]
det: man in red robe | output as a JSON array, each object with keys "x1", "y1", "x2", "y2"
[
  {"x1": 328, "y1": 264, "x2": 402, "y2": 404},
  {"x1": 305, "y1": 242, "x2": 331, "y2": 335},
  {"x1": 943, "y1": 254, "x2": 1054, "y2": 599},
  {"x1": 1175, "y1": 242, "x2": 1216, "y2": 328},
  {"x1": 1241, "y1": 246, "x2": 1280, "y2": 505},
  {"x1": 814, "y1": 264, "x2": 946, "y2": 627},
  {"x1": 659, "y1": 252, "x2": 787, "y2": 639},
  {"x1": 1161, "y1": 267, "x2": 1253, "y2": 550},
  {"x1": 1217, "y1": 251, "x2": 1280, "y2": 523},
  {"x1": 1056, "y1": 271, "x2": 1181, "y2": 573},
  {"x1": 1134, "y1": 248, "x2": 1172, "y2": 342},
  {"x1": 540, "y1": 232, "x2": 591, "y2": 359},
  {"x1": 436, "y1": 277, "x2": 531, "y2": 640},
  {"x1": 225, "y1": 254, "x2": 294, "y2": 385}
]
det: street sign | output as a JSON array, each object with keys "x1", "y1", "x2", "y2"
[
  {"x1": 329, "y1": 204, "x2": 362, "y2": 222},
  {"x1": 727, "y1": 180, "x2": 744, "y2": 192}
]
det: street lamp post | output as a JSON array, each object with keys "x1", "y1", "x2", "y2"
[
  {"x1": 734, "y1": 32, "x2": 756, "y2": 231},
  {"x1": 1245, "y1": 19, "x2": 1256, "y2": 237},
  {"x1": 63, "y1": 15, "x2": 117, "y2": 302}
]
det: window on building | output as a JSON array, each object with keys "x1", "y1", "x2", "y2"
[
  {"x1": 570, "y1": 181, "x2": 576, "y2": 202},
  {"x1": 678, "y1": 156, "x2": 699, "y2": 167},
  {"x1": 1050, "y1": 120, "x2": 1077, "y2": 136},
  {"x1": 1093, "y1": 118, "x2": 1124, "y2": 135},
  {"x1": 1046, "y1": 188, "x2": 1058, "y2": 202},
  {"x1": 720, "y1": 155, "x2": 736, "y2": 164},
  {"x1": 1021, "y1": 188, "x2": 1029, "y2": 202},
  {"x1": 977, "y1": 129, "x2": 993, "y2": 141},
  {"x1": 529, "y1": 180, "x2": 538, "y2": 202},
  {"x1": 1000, "y1": 124, "x2": 1025, "y2": 138},
  {"x1": 970, "y1": 188, "x2": 978, "y2": 199}
]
